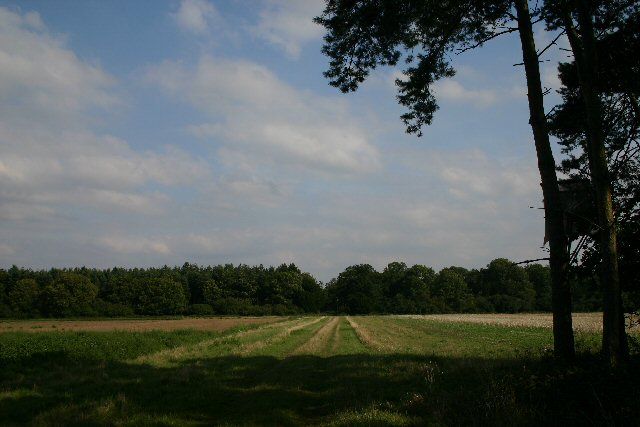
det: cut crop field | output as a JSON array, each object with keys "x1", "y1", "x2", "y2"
[
  {"x1": 399, "y1": 312, "x2": 639, "y2": 332},
  {"x1": 0, "y1": 316, "x2": 281, "y2": 333},
  {"x1": 1, "y1": 316, "x2": 638, "y2": 426}
]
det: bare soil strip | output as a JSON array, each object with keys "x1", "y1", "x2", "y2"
[
  {"x1": 398, "y1": 313, "x2": 625, "y2": 332},
  {"x1": 346, "y1": 316, "x2": 385, "y2": 351},
  {"x1": 0, "y1": 317, "x2": 281, "y2": 333},
  {"x1": 292, "y1": 316, "x2": 340, "y2": 355}
]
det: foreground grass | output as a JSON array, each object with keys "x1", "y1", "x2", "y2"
[{"x1": 0, "y1": 316, "x2": 638, "y2": 426}]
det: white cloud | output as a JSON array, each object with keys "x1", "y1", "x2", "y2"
[
  {"x1": 0, "y1": 8, "x2": 119, "y2": 123},
  {"x1": 113, "y1": 146, "x2": 543, "y2": 279},
  {"x1": 436, "y1": 150, "x2": 539, "y2": 199},
  {"x1": 0, "y1": 128, "x2": 210, "y2": 219},
  {"x1": 542, "y1": 66, "x2": 562, "y2": 92},
  {"x1": 208, "y1": 175, "x2": 291, "y2": 209},
  {"x1": 432, "y1": 80, "x2": 498, "y2": 108},
  {"x1": 0, "y1": 7, "x2": 211, "y2": 222},
  {"x1": 98, "y1": 236, "x2": 171, "y2": 255},
  {"x1": 0, "y1": 243, "x2": 15, "y2": 256},
  {"x1": 253, "y1": 0, "x2": 325, "y2": 57},
  {"x1": 173, "y1": 0, "x2": 218, "y2": 34},
  {"x1": 387, "y1": 69, "x2": 525, "y2": 109},
  {"x1": 148, "y1": 56, "x2": 380, "y2": 175}
]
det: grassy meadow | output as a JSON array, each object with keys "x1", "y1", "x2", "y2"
[{"x1": 1, "y1": 315, "x2": 638, "y2": 426}]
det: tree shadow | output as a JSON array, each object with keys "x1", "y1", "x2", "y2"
[{"x1": 1, "y1": 351, "x2": 638, "y2": 426}]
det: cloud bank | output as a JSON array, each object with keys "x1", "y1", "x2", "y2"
[{"x1": 0, "y1": 3, "x2": 549, "y2": 281}]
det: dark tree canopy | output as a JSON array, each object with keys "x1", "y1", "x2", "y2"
[
  {"x1": 315, "y1": 0, "x2": 512, "y2": 134},
  {"x1": 547, "y1": 3, "x2": 640, "y2": 313}
]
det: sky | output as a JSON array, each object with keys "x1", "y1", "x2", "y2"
[{"x1": 0, "y1": 0, "x2": 571, "y2": 281}]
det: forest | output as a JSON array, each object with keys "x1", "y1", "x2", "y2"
[{"x1": 1, "y1": 258, "x2": 630, "y2": 318}]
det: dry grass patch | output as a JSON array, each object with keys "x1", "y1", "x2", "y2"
[
  {"x1": 400, "y1": 312, "x2": 621, "y2": 332},
  {"x1": 0, "y1": 317, "x2": 281, "y2": 333},
  {"x1": 133, "y1": 317, "x2": 306, "y2": 365},
  {"x1": 292, "y1": 316, "x2": 340, "y2": 355},
  {"x1": 237, "y1": 316, "x2": 326, "y2": 355},
  {"x1": 346, "y1": 316, "x2": 386, "y2": 351}
]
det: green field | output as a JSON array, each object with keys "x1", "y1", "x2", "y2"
[{"x1": 1, "y1": 316, "x2": 638, "y2": 426}]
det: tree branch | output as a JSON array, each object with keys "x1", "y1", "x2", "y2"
[
  {"x1": 455, "y1": 27, "x2": 519, "y2": 54},
  {"x1": 537, "y1": 30, "x2": 566, "y2": 59},
  {"x1": 512, "y1": 257, "x2": 550, "y2": 265}
]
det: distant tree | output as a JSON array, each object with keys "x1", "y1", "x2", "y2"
[
  {"x1": 7, "y1": 279, "x2": 41, "y2": 317},
  {"x1": 382, "y1": 263, "x2": 437, "y2": 313},
  {"x1": 381, "y1": 262, "x2": 410, "y2": 313},
  {"x1": 525, "y1": 264, "x2": 552, "y2": 311},
  {"x1": 327, "y1": 264, "x2": 381, "y2": 314},
  {"x1": 294, "y1": 273, "x2": 326, "y2": 313},
  {"x1": 104, "y1": 275, "x2": 139, "y2": 308},
  {"x1": 478, "y1": 259, "x2": 535, "y2": 312},
  {"x1": 232, "y1": 265, "x2": 259, "y2": 300},
  {"x1": 432, "y1": 268, "x2": 475, "y2": 313},
  {"x1": 41, "y1": 273, "x2": 98, "y2": 317},
  {"x1": 202, "y1": 279, "x2": 224, "y2": 307},
  {"x1": 571, "y1": 274, "x2": 602, "y2": 312},
  {"x1": 258, "y1": 269, "x2": 302, "y2": 307},
  {"x1": 0, "y1": 271, "x2": 10, "y2": 317},
  {"x1": 136, "y1": 277, "x2": 187, "y2": 315},
  {"x1": 404, "y1": 264, "x2": 437, "y2": 313},
  {"x1": 182, "y1": 262, "x2": 209, "y2": 305}
]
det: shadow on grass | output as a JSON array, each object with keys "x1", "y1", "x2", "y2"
[{"x1": 2, "y1": 350, "x2": 639, "y2": 426}]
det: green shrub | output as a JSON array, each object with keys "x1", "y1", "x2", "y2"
[
  {"x1": 212, "y1": 297, "x2": 254, "y2": 315},
  {"x1": 0, "y1": 304, "x2": 11, "y2": 318},
  {"x1": 270, "y1": 304, "x2": 300, "y2": 315},
  {"x1": 189, "y1": 303, "x2": 214, "y2": 315},
  {"x1": 93, "y1": 299, "x2": 134, "y2": 317}
]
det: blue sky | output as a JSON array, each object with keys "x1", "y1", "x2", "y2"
[{"x1": 0, "y1": 0, "x2": 569, "y2": 281}]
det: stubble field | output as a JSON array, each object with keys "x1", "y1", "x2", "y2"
[
  {"x1": 398, "y1": 312, "x2": 640, "y2": 331},
  {"x1": 0, "y1": 315, "x2": 638, "y2": 425}
]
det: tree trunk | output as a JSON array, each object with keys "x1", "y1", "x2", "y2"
[
  {"x1": 564, "y1": 1, "x2": 629, "y2": 366},
  {"x1": 514, "y1": 0, "x2": 575, "y2": 361}
]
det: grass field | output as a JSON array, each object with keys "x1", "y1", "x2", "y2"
[{"x1": 1, "y1": 315, "x2": 638, "y2": 426}]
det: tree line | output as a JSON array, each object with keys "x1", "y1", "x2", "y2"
[
  {"x1": 0, "y1": 263, "x2": 324, "y2": 318},
  {"x1": 1, "y1": 259, "x2": 628, "y2": 318}
]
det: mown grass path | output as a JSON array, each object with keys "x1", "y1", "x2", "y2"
[{"x1": 0, "y1": 316, "x2": 637, "y2": 426}]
